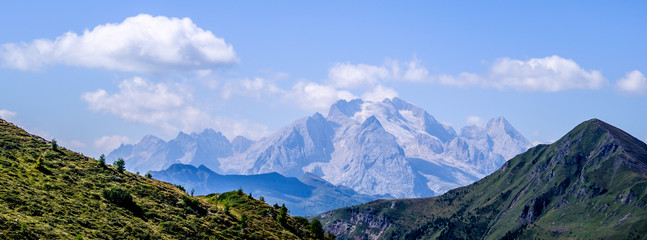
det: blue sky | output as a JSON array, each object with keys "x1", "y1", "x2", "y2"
[{"x1": 1, "y1": 1, "x2": 646, "y2": 157}]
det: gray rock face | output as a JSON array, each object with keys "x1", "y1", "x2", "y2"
[
  {"x1": 109, "y1": 97, "x2": 532, "y2": 199},
  {"x1": 107, "y1": 129, "x2": 232, "y2": 174},
  {"x1": 485, "y1": 117, "x2": 532, "y2": 160},
  {"x1": 244, "y1": 112, "x2": 335, "y2": 177},
  {"x1": 303, "y1": 116, "x2": 414, "y2": 197},
  {"x1": 231, "y1": 136, "x2": 253, "y2": 153}
]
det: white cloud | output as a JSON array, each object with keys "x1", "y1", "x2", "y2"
[
  {"x1": 81, "y1": 77, "x2": 209, "y2": 134},
  {"x1": 361, "y1": 85, "x2": 399, "y2": 102},
  {"x1": 222, "y1": 77, "x2": 283, "y2": 100},
  {"x1": 328, "y1": 58, "x2": 431, "y2": 88},
  {"x1": 490, "y1": 56, "x2": 606, "y2": 91},
  {"x1": 466, "y1": 115, "x2": 483, "y2": 126},
  {"x1": 616, "y1": 70, "x2": 647, "y2": 96},
  {"x1": 94, "y1": 135, "x2": 131, "y2": 152},
  {"x1": 1, "y1": 14, "x2": 236, "y2": 72},
  {"x1": 0, "y1": 109, "x2": 17, "y2": 121},
  {"x1": 402, "y1": 57, "x2": 430, "y2": 82},
  {"x1": 328, "y1": 62, "x2": 390, "y2": 89},
  {"x1": 82, "y1": 77, "x2": 269, "y2": 140},
  {"x1": 285, "y1": 81, "x2": 357, "y2": 112},
  {"x1": 433, "y1": 55, "x2": 607, "y2": 91}
]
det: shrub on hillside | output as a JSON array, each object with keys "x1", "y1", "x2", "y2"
[
  {"x1": 103, "y1": 187, "x2": 133, "y2": 206},
  {"x1": 102, "y1": 187, "x2": 143, "y2": 216},
  {"x1": 181, "y1": 195, "x2": 206, "y2": 215}
]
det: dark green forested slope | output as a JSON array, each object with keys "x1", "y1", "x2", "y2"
[
  {"x1": 317, "y1": 119, "x2": 647, "y2": 239},
  {"x1": 0, "y1": 118, "x2": 333, "y2": 239}
]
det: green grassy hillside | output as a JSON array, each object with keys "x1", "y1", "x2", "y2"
[
  {"x1": 318, "y1": 119, "x2": 647, "y2": 239},
  {"x1": 0, "y1": 118, "x2": 334, "y2": 239}
]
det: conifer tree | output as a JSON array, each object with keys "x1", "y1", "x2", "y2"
[
  {"x1": 277, "y1": 204, "x2": 288, "y2": 226},
  {"x1": 98, "y1": 154, "x2": 106, "y2": 167},
  {"x1": 114, "y1": 158, "x2": 125, "y2": 172}
]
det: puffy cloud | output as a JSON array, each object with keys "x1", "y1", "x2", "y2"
[
  {"x1": 94, "y1": 135, "x2": 131, "y2": 152},
  {"x1": 81, "y1": 77, "x2": 209, "y2": 133},
  {"x1": 402, "y1": 58, "x2": 430, "y2": 82},
  {"x1": 1, "y1": 14, "x2": 236, "y2": 72},
  {"x1": 82, "y1": 77, "x2": 269, "y2": 140},
  {"x1": 433, "y1": 55, "x2": 607, "y2": 91},
  {"x1": 328, "y1": 58, "x2": 431, "y2": 88},
  {"x1": 285, "y1": 81, "x2": 357, "y2": 112},
  {"x1": 489, "y1": 56, "x2": 606, "y2": 91},
  {"x1": 0, "y1": 109, "x2": 17, "y2": 121},
  {"x1": 616, "y1": 70, "x2": 647, "y2": 96},
  {"x1": 361, "y1": 85, "x2": 399, "y2": 102},
  {"x1": 328, "y1": 62, "x2": 390, "y2": 89},
  {"x1": 466, "y1": 115, "x2": 484, "y2": 126}
]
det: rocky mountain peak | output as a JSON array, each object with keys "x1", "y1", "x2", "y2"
[
  {"x1": 327, "y1": 98, "x2": 363, "y2": 122},
  {"x1": 360, "y1": 115, "x2": 383, "y2": 130},
  {"x1": 139, "y1": 134, "x2": 164, "y2": 145}
]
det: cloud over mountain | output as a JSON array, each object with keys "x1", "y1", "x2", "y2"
[
  {"x1": 428, "y1": 55, "x2": 607, "y2": 91},
  {"x1": 616, "y1": 70, "x2": 647, "y2": 96}
]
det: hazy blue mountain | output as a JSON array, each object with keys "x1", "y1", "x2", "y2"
[
  {"x1": 150, "y1": 163, "x2": 378, "y2": 216},
  {"x1": 107, "y1": 129, "x2": 232, "y2": 174},
  {"x1": 231, "y1": 135, "x2": 253, "y2": 153}
]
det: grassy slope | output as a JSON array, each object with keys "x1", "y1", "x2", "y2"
[
  {"x1": 319, "y1": 119, "x2": 647, "y2": 239},
  {"x1": 0, "y1": 119, "x2": 333, "y2": 239}
]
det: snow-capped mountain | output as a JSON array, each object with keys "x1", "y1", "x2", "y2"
[{"x1": 108, "y1": 97, "x2": 532, "y2": 198}]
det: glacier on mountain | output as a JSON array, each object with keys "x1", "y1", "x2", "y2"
[{"x1": 108, "y1": 97, "x2": 532, "y2": 198}]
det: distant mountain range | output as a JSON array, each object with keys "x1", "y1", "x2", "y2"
[
  {"x1": 109, "y1": 97, "x2": 531, "y2": 203},
  {"x1": 316, "y1": 119, "x2": 647, "y2": 239}
]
